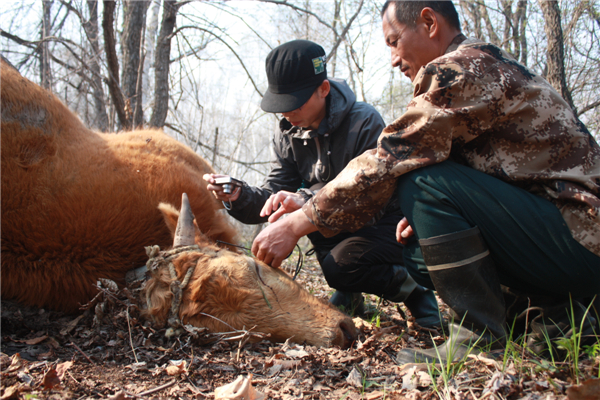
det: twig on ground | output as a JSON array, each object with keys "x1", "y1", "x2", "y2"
[
  {"x1": 126, "y1": 307, "x2": 139, "y2": 363},
  {"x1": 69, "y1": 342, "x2": 94, "y2": 365},
  {"x1": 136, "y1": 379, "x2": 177, "y2": 397}
]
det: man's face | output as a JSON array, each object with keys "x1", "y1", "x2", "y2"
[
  {"x1": 382, "y1": 5, "x2": 437, "y2": 82},
  {"x1": 281, "y1": 83, "x2": 328, "y2": 130}
]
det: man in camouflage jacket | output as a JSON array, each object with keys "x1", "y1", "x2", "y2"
[{"x1": 253, "y1": 1, "x2": 600, "y2": 362}]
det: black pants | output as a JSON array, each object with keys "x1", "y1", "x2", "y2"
[
  {"x1": 399, "y1": 161, "x2": 600, "y2": 298},
  {"x1": 307, "y1": 212, "x2": 404, "y2": 296}
]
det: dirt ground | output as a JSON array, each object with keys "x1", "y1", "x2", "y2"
[{"x1": 1, "y1": 256, "x2": 599, "y2": 399}]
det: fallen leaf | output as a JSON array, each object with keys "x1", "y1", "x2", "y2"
[
  {"x1": 567, "y1": 378, "x2": 600, "y2": 400},
  {"x1": 267, "y1": 363, "x2": 282, "y2": 377},
  {"x1": 5, "y1": 353, "x2": 25, "y2": 374},
  {"x1": 46, "y1": 337, "x2": 60, "y2": 349},
  {"x1": 108, "y1": 391, "x2": 127, "y2": 400},
  {"x1": 166, "y1": 360, "x2": 186, "y2": 376},
  {"x1": 42, "y1": 367, "x2": 61, "y2": 390},
  {"x1": 0, "y1": 353, "x2": 11, "y2": 370},
  {"x1": 469, "y1": 353, "x2": 501, "y2": 369},
  {"x1": 366, "y1": 391, "x2": 385, "y2": 400},
  {"x1": 127, "y1": 362, "x2": 148, "y2": 372},
  {"x1": 13, "y1": 335, "x2": 48, "y2": 345},
  {"x1": 402, "y1": 366, "x2": 418, "y2": 391},
  {"x1": 0, "y1": 384, "x2": 21, "y2": 400},
  {"x1": 398, "y1": 363, "x2": 429, "y2": 374},
  {"x1": 272, "y1": 359, "x2": 301, "y2": 370},
  {"x1": 284, "y1": 348, "x2": 309, "y2": 358},
  {"x1": 346, "y1": 367, "x2": 363, "y2": 388},
  {"x1": 60, "y1": 315, "x2": 84, "y2": 336},
  {"x1": 214, "y1": 374, "x2": 265, "y2": 400},
  {"x1": 56, "y1": 361, "x2": 73, "y2": 381}
]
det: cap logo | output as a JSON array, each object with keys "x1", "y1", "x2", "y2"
[{"x1": 312, "y1": 56, "x2": 325, "y2": 75}]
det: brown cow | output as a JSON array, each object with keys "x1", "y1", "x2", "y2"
[
  {"x1": 143, "y1": 195, "x2": 358, "y2": 348},
  {"x1": 1, "y1": 60, "x2": 237, "y2": 312}
]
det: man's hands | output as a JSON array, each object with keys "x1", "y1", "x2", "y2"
[
  {"x1": 396, "y1": 217, "x2": 414, "y2": 245},
  {"x1": 203, "y1": 174, "x2": 241, "y2": 202},
  {"x1": 252, "y1": 209, "x2": 317, "y2": 268},
  {"x1": 260, "y1": 190, "x2": 306, "y2": 223}
]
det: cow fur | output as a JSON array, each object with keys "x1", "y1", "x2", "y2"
[
  {"x1": 1, "y1": 60, "x2": 237, "y2": 312},
  {"x1": 144, "y1": 204, "x2": 358, "y2": 348}
]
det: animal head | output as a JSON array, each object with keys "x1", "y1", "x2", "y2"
[{"x1": 143, "y1": 194, "x2": 358, "y2": 348}]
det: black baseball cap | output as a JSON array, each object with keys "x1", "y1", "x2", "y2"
[{"x1": 261, "y1": 40, "x2": 327, "y2": 113}]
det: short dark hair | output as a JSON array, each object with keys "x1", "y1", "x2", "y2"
[{"x1": 381, "y1": 1, "x2": 461, "y2": 31}]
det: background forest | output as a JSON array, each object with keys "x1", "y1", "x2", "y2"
[{"x1": 2, "y1": 0, "x2": 599, "y2": 239}]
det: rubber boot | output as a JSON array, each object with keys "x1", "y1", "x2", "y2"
[
  {"x1": 382, "y1": 265, "x2": 441, "y2": 328},
  {"x1": 526, "y1": 298, "x2": 599, "y2": 358},
  {"x1": 396, "y1": 226, "x2": 507, "y2": 365},
  {"x1": 329, "y1": 291, "x2": 365, "y2": 317}
]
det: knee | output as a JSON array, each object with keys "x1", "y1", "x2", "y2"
[{"x1": 320, "y1": 254, "x2": 345, "y2": 285}]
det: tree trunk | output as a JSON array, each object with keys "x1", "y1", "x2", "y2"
[
  {"x1": 102, "y1": 0, "x2": 131, "y2": 131},
  {"x1": 516, "y1": 0, "x2": 528, "y2": 65},
  {"x1": 40, "y1": 0, "x2": 52, "y2": 89},
  {"x1": 85, "y1": 0, "x2": 109, "y2": 132},
  {"x1": 122, "y1": 0, "x2": 150, "y2": 128},
  {"x1": 149, "y1": 0, "x2": 180, "y2": 128},
  {"x1": 539, "y1": 0, "x2": 576, "y2": 112}
]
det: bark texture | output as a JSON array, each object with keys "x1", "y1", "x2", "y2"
[
  {"x1": 150, "y1": 0, "x2": 181, "y2": 128},
  {"x1": 539, "y1": 0, "x2": 576, "y2": 112}
]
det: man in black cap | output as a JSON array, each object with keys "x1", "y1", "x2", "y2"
[{"x1": 204, "y1": 39, "x2": 439, "y2": 325}]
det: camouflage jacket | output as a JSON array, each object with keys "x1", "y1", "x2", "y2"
[{"x1": 302, "y1": 37, "x2": 600, "y2": 257}]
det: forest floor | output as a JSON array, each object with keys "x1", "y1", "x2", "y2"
[{"x1": 1, "y1": 254, "x2": 599, "y2": 400}]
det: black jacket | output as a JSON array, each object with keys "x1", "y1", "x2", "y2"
[{"x1": 228, "y1": 78, "x2": 390, "y2": 224}]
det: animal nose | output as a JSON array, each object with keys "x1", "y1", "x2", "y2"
[{"x1": 337, "y1": 318, "x2": 358, "y2": 349}]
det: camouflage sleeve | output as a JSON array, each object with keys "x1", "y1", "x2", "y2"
[{"x1": 302, "y1": 57, "x2": 502, "y2": 236}]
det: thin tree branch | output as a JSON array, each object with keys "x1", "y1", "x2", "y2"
[{"x1": 171, "y1": 25, "x2": 263, "y2": 97}]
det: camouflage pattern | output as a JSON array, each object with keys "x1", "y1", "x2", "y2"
[{"x1": 302, "y1": 37, "x2": 600, "y2": 257}]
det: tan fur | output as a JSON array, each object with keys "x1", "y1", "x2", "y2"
[
  {"x1": 1, "y1": 60, "x2": 238, "y2": 312},
  {"x1": 144, "y1": 205, "x2": 357, "y2": 348}
]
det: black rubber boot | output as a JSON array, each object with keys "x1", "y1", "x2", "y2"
[
  {"x1": 382, "y1": 265, "x2": 441, "y2": 328},
  {"x1": 396, "y1": 226, "x2": 507, "y2": 365},
  {"x1": 502, "y1": 287, "x2": 599, "y2": 357},
  {"x1": 329, "y1": 291, "x2": 365, "y2": 317},
  {"x1": 526, "y1": 298, "x2": 599, "y2": 357}
]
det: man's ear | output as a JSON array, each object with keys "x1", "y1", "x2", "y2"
[
  {"x1": 319, "y1": 79, "x2": 331, "y2": 98},
  {"x1": 420, "y1": 7, "x2": 439, "y2": 38}
]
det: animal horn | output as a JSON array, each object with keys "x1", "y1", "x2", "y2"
[{"x1": 173, "y1": 193, "x2": 196, "y2": 247}]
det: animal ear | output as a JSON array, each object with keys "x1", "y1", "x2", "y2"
[{"x1": 158, "y1": 202, "x2": 180, "y2": 237}]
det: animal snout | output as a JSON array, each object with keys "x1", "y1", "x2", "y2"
[{"x1": 334, "y1": 318, "x2": 358, "y2": 349}]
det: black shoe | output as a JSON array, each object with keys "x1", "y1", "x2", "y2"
[
  {"x1": 383, "y1": 265, "x2": 441, "y2": 328},
  {"x1": 329, "y1": 291, "x2": 365, "y2": 317}
]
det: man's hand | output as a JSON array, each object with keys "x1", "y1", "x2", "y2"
[
  {"x1": 260, "y1": 190, "x2": 306, "y2": 223},
  {"x1": 203, "y1": 174, "x2": 241, "y2": 202},
  {"x1": 396, "y1": 217, "x2": 414, "y2": 245},
  {"x1": 252, "y1": 209, "x2": 317, "y2": 268}
]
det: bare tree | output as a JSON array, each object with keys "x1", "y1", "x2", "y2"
[
  {"x1": 102, "y1": 0, "x2": 130, "y2": 130},
  {"x1": 40, "y1": 0, "x2": 52, "y2": 88},
  {"x1": 150, "y1": 0, "x2": 186, "y2": 128},
  {"x1": 122, "y1": 0, "x2": 150, "y2": 128},
  {"x1": 539, "y1": 0, "x2": 576, "y2": 112},
  {"x1": 85, "y1": 0, "x2": 109, "y2": 131}
]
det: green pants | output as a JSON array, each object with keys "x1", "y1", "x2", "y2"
[{"x1": 398, "y1": 161, "x2": 600, "y2": 298}]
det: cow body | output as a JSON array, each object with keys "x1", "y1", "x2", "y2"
[{"x1": 1, "y1": 61, "x2": 237, "y2": 312}]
